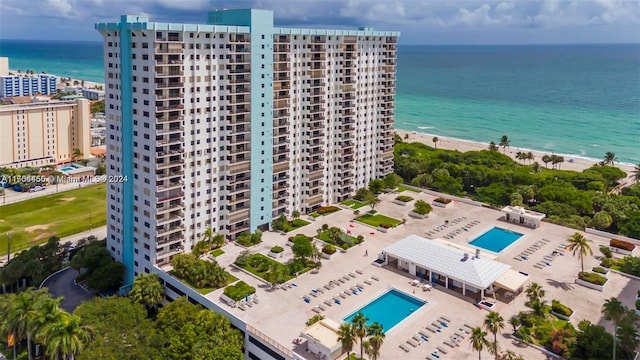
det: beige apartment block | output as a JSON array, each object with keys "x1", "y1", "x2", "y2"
[{"x1": 0, "y1": 98, "x2": 91, "y2": 168}]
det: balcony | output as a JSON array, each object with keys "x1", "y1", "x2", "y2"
[
  {"x1": 156, "y1": 91, "x2": 184, "y2": 100},
  {"x1": 308, "y1": 171, "x2": 323, "y2": 181},
  {"x1": 156, "y1": 211, "x2": 184, "y2": 226},
  {"x1": 155, "y1": 69, "x2": 183, "y2": 78},
  {"x1": 156, "y1": 180, "x2": 183, "y2": 192},
  {"x1": 156, "y1": 135, "x2": 183, "y2": 146},
  {"x1": 274, "y1": 162, "x2": 289, "y2": 173},
  {"x1": 229, "y1": 56, "x2": 250, "y2": 64},
  {"x1": 156, "y1": 103, "x2": 183, "y2": 112},
  {"x1": 156, "y1": 81, "x2": 184, "y2": 89},
  {"x1": 156, "y1": 34, "x2": 182, "y2": 42},
  {"x1": 229, "y1": 161, "x2": 250, "y2": 174},
  {"x1": 156, "y1": 156, "x2": 184, "y2": 169},
  {"x1": 275, "y1": 44, "x2": 290, "y2": 53},
  {"x1": 156, "y1": 169, "x2": 182, "y2": 181},
  {"x1": 229, "y1": 35, "x2": 249, "y2": 43},
  {"x1": 228, "y1": 106, "x2": 249, "y2": 114},
  {"x1": 157, "y1": 114, "x2": 183, "y2": 123},
  {"x1": 156, "y1": 200, "x2": 183, "y2": 215},
  {"x1": 229, "y1": 77, "x2": 250, "y2": 84},
  {"x1": 157, "y1": 188, "x2": 183, "y2": 203},
  {"x1": 156, "y1": 125, "x2": 183, "y2": 135},
  {"x1": 156, "y1": 245, "x2": 183, "y2": 260},
  {"x1": 228, "y1": 209, "x2": 250, "y2": 224},
  {"x1": 155, "y1": 44, "x2": 183, "y2": 54},
  {"x1": 155, "y1": 58, "x2": 182, "y2": 66},
  {"x1": 307, "y1": 194, "x2": 323, "y2": 206}
]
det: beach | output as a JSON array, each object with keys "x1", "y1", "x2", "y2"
[{"x1": 396, "y1": 129, "x2": 636, "y2": 184}]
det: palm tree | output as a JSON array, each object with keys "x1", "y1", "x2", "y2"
[
  {"x1": 40, "y1": 312, "x2": 92, "y2": 360},
  {"x1": 602, "y1": 297, "x2": 626, "y2": 359},
  {"x1": 501, "y1": 350, "x2": 525, "y2": 360},
  {"x1": 632, "y1": 164, "x2": 640, "y2": 184},
  {"x1": 291, "y1": 210, "x2": 300, "y2": 220},
  {"x1": 603, "y1": 152, "x2": 618, "y2": 166},
  {"x1": 483, "y1": 311, "x2": 504, "y2": 360},
  {"x1": 515, "y1": 152, "x2": 524, "y2": 163},
  {"x1": 337, "y1": 323, "x2": 356, "y2": 358},
  {"x1": 404, "y1": 133, "x2": 409, "y2": 141},
  {"x1": 201, "y1": 227, "x2": 214, "y2": 246},
  {"x1": 71, "y1": 148, "x2": 82, "y2": 162},
  {"x1": 524, "y1": 282, "x2": 545, "y2": 304},
  {"x1": 531, "y1": 162, "x2": 541, "y2": 174},
  {"x1": 498, "y1": 135, "x2": 510, "y2": 154},
  {"x1": 470, "y1": 327, "x2": 489, "y2": 360},
  {"x1": 130, "y1": 273, "x2": 164, "y2": 313},
  {"x1": 508, "y1": 315, "x2": 520, "y2": 333},
  {"x1": 541, "y1": 155, "x2": 551, "y2": 168},
  {"x1": 566, "y1": 232, "x2": 593, "y2": 273},
  {"x1": 212, "y1": 234, "x2": 225, "y2": 248},
  {"x1": 488, "y1": 141, "x2": 499, "y2": 152},
  {"x1": 4, "y1": 288, "x2": 49, "y2": 360},
  {"x1": 267, "y1": 263, "x2": 287, "y2": 289},
  {"x1": 351, "y1": 311, "x2": 369, "y2": 359},
  {"x1": 326, "y1": 227, "x2": 342, "y2": 244},
  {"x1": 432, "y1": 136, "x2": 439, "y2": 149},
  {"x1": 365, "y1": 322, "x2": 385, "y2": 360}
]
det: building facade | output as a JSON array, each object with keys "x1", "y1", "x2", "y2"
[
  {"x1": 0, "y1": 99, "x2": 91, "y2": 168},
  {"x1": 0, "y1": 73, "x2": 57, "y2": 97},
  {"x1": 95, "y1": 8, "x2": 397, "y2": 285}
]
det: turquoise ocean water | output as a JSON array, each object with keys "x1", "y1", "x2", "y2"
[{"x1": 1, "y1": 40, "x2": 638, "y2": 164}]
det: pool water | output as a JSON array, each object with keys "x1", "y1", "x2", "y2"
[
  {"x1": 469, "y1": 227, "x2": 523, "y2": 253},
  {"x1": 343, "y1": 289, "x2": 425, "y2": 332},
  {"x1": 60, "y1": 167, "x2": 73, "y2": 172}
]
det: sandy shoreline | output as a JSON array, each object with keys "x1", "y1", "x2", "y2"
[{"x1": 396, "y1": 129, "x2": 636, "y2": 184}]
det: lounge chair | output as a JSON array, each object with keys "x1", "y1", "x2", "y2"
[
  {"x1": 324, "y1": 284, "x2": 332, "y2": 290},
  {"x1": 407, "y1": 338, "x2": 419, "y2": 347},
  {"x1": 312, "y1": 307, "x2": 322, "y2": 314},
  {"x1": 464, "y1": 324, "x2": 474, "y2": 330},
  {"x1": 364, "y1": 279, "x2": 373, "y2": 285},
  {"x1": 443, "y1": 340, "x2": 455, "y2": 348},
  {"x1": 356, "y1": 269, "x2": 364, "y2": 275},
  {"x1": 455, "y1": 331, "x2": 466, "y2": 339},
  {"x1": 371, "y1": 275, "x2": 380, "y2": 281},
  {"x1": 411, "y1": 335, "x2": 423, "y2": 344},
  {"x1": 398, "y1": 343, "x2": 410, "y2": 352},
  {"x1": 253, "y1": 297, "x2": 259, "y2": 304},
  {"x1": 344, "y1": 290, "x2": 352, "y2": 297},
  {"x1": 513, "y1": 256, "x2": 522, "y2": 261},
  {"x1": 324, "y1": 300, "x2": 333, "y2": 307},
  {"x1": 440, "y1": 315, "x2": 451, "y2": 322},
  {"x1": 426, "y1": 325, "x2": 438, "y2": 333},
  {"x1": 238, "y1": 304, "x2": 246, "y2": 311},
  {"x1": 437, "y1": 346, "x2": 448, "y2": 354},
  {"x1": 339, "y1": 292, "x2": 347, "y2": 299},
  {"x1": 309, "y1": 292, "x2": 317, "y2": 297},
  {"x1": 534, "y1": 264, "x2": 544, "y2": 269},
  {"x1": 343, "y1": 275, "x2": 351, "y2": 281},
  {"x1": 458, "y1": 327, "x2": 469, "y2": 334},
  {"x1": 431, "y1": 322, "x2": 442, "y2": 329},
  {"x1": 426, "y1": 354, "x2": 437, "y2": 360},
  {"x1": 418, "y1": 330, "x2": 431, "y2": 339},
  {"x1": 338, "y1": 278, "x2": 346, "y2": 284},
  {"x1": 245, "y1": 301, "x2": 253, "y2": 308},
  {"x1": 318, "y1": 304, "x2": 326, "y2": 311},
  {"x1": 349, "y1": 272, "x2": 357, "y2": 278}
]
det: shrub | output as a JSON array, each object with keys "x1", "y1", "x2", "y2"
[
  {"x1": 610, "y1": 239, "x2": 635, "y2": 251},
  {"x1": 592, "y1": 267, "x2": 607, "y2": 274},
  {"x1": 551, "y1": 300, "x2": 573, "y2": 317},
  {"x1": 578, "y1": 272, "x2": 607, "y2": 285},
  {"x1": 322, "y1": 244, "x2": 336, "y2": 255},
  {"x1": 413, "y1": 199, "x2": 433, "y2": 215},
  {"x1": 599, "y1": 246, "x2": 613, "y2": 259},
  {"x1": 306, "y1": 314, "x2": 324, "y2": 326},
  {"x1": 316, "y1": 206, "x2": 340, "y2": 215},
  {"x1": 271, "y1": 246, "x2": 284, "y2": 254},
  {"x1": 395, "y1": 195, "x2": 413, "y2": 202},
  {"x1": 223, "y1": 281, "x2": 256, "y2": 302},
  {"x1": 434, "y1": 197, "x2": 452, "y2": 204},
  {"x1": 637, "y1": 289, "x2": 640, "y2": 298},
  {"x1": 636, "y1": 299, "x2": 640, "y2": 310},
  {"x1": 379, "y1": 223, "x2": 394, "y2": 229}
]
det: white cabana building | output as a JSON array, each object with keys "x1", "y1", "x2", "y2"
[
  {"x1": 300, "y1": 318, "x2": 343, "y2": 360},
  {"x1": 381, "y1": 235, "x2": 528, "y2": 302},
  {"x1": 501, "y1": 206, "x2": 546, "y2": 228}
]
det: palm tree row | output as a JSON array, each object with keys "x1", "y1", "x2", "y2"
[
  {"x1": 0, "y1": 288, "x2": 93, "y2": 360},
  {"x1": 337, "y1": 312, "x2": 385, "y2": 359},
  {"x1": 540, "y1": 154, "x2": 565, "y2": 169},
  {"x1": 470, "y1": 310, "x2": 525, "y2": 360},
  {"x1": 515, "y1": 151, "x2": 534, "y2": 164}
]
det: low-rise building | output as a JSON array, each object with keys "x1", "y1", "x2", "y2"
[
  {"x1": 0, "y1": 98, "x2": 91, "y2": 168},
  {"x1": 0, "y1": 73, "x2": 57, "y2": 97}
]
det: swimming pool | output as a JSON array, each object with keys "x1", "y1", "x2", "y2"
[
  {"x1": 60, "y1": 167, "x2": 73, "y2": 172},
  {"x1": 469, "y1": 227, "x2": 523, "y2": 253},
  {"x1": 343, "y1": 289, "x2": 425, "y2": 332}
]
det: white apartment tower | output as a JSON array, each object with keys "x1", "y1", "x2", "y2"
[{"x1": 96, "y1": 10, "x2": 398, "y2": 286}]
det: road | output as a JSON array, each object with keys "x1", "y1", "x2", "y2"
[
  {"x1": 0, "y1": 180, "x2": 104, "y2": 206},
  {"x1": 41, "y1": 267, "x2": 95, "y2": 312},
  {"x1": 0, "y1": 226, "x2": 107, "y2": 267}
]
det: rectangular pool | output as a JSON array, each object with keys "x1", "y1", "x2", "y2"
[
  {"x1": 60, "y1": 167, "x2": 73, "y2": 172},
  {"x1": 343, "y1": 289, "x2": 425, "y2": 332},
  {"x1": 469, "y1": 227, "x2": 523, "y2": 253}
]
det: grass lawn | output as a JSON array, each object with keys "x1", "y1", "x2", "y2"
[
  {"x1": 223, "y1": 281, "x2": 256, "y2": 301},
  {"x1": 341, "y1": 199, "x2": 367, "y2": 209},
  {"x1": 239, "y1": 253, "x2": 295, "y2": 282},
  {"x1": 283, "y1": 218, "x2": 310, "y2": 232},
  {"x1": 210, "y1": 248, "x2": 225, "y2": 257},
  {"x1": 397, "y1": 184, "x2": 420, "y2": 193},
  {"x1": 173, "y1": 271, "x2": 238, "y2": 295},
  {"x1": 309, "y1": 212, "x2": 321, "y2": 218},
  {"x1": 0, "y1": 184, "x2": 107, "y2": 256},
  {"x1": 316, "y1": 231, "x2": 359, "y2": 249},
  {"x1": 355, "y1": 213, "x2": 402, "y2": 228}
]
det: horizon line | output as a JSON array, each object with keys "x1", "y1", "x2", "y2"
[{"x1": 1, "y1": 38, "x2": 639, "y2": 47}]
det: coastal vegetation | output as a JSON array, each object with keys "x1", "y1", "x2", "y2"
[
  {"x1": 0, "y1": 183, "x2": 107, "y2": 255},
  {"x1": 394, "y1": 140, "x2": 640, "y2": 239},
  {"x1": 0, "y1": 236, "x2": 68, "y2": 291},
  {"x1": 71, "y1": 241, "x2": 124, "y2": 291}
]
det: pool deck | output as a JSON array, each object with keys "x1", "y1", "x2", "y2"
[{"x1": 199, "y1": 190, "x2": 639, "y2": 360}]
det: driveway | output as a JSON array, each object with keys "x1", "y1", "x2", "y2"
[{"x1": 41, "y1": 268, "x2": 94, "y2": 312}]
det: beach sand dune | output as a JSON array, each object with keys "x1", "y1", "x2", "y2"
[{"x1": 396, "y1": 130, "x2": 636, "y2": 184}]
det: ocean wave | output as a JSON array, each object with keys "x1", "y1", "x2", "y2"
[{"x1": 418, "y1": 126, "x2": 434, "y2": 130}]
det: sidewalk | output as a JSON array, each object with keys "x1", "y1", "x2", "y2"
[{"x1": 0, "y1": 226, "x2": 107, "y2": 267}]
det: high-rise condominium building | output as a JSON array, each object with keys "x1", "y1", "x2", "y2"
[
  {"x1": 0, "y1": 73, "x2": 57, "y2": 97},
  {"x1": 96, "y1": 9, "x2": 397, "y2": 285},
  {"x1": 0, "y1": 98, "x2": 91, "y2": 168}
]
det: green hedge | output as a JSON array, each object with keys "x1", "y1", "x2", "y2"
[
  {"x1": 636, "y1": 299, "x2": 640, "y2": 310},
  {"x1": 592, "y1": 267, "x2": 607, "y2": 274},
  {"x1": 551, "y1": 300, "x2": 573, "y2": 317},
  {"x1": 223, "y1": 281, "x2": 256, "y2": 302},
  {"x1": 271, "y1": 246, "x2": 284, "y2": 254},
  {"x1": 322, "y1": 244, "x2": 336, "y2": 255},
  {"x1": 434, "y1": 197, "x2": 452, "y2": 204},
  {"x1": 395, "y1": 195, "x2": 413, "y2": 202},
  {"x1": 578, "y1": 272, "x2": 607, "y2": 286},
  {"x1": 316, "y1": 206, "x2": 340, "y2": 215}
]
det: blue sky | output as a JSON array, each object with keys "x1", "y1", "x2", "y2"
[{"x1": 1, "y1": 0, "x2": 639, "y2": 44}]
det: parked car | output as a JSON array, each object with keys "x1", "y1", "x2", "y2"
[{"x1": 28, "y1": 186, "x2": 46, "y2": 193}]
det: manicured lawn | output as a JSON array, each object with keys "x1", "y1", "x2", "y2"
[
  {"x1": 397, "y1": 184, "x2": 420, "y2": 193},
  {"x1": 283, "y1": 219, "x2": 310, "y2": 232},
  {"x1": 341, "y1": 199, "x2": 367, "y2": 209},
  {"x1": 172, "y1": 271, "x2": 238, "y2": 295},
  {"x1": 239, "y1": 253, "x2": 295, "y2": 282},
  {"x1": 0, "y1": 184, "x2": 107, "y2": 255},
  {"x1": 309, "y1": 212, "x2": 321, "y2": 218},
  {"x1": 210, "y1": 248, "x2": 225, "y2": 257},
  {"x1": 316, "y1": 231, "x2": 360, "y2": 249},
  {"x1": 355, "y1": 213, "x2": 402, "y2": 228}
]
